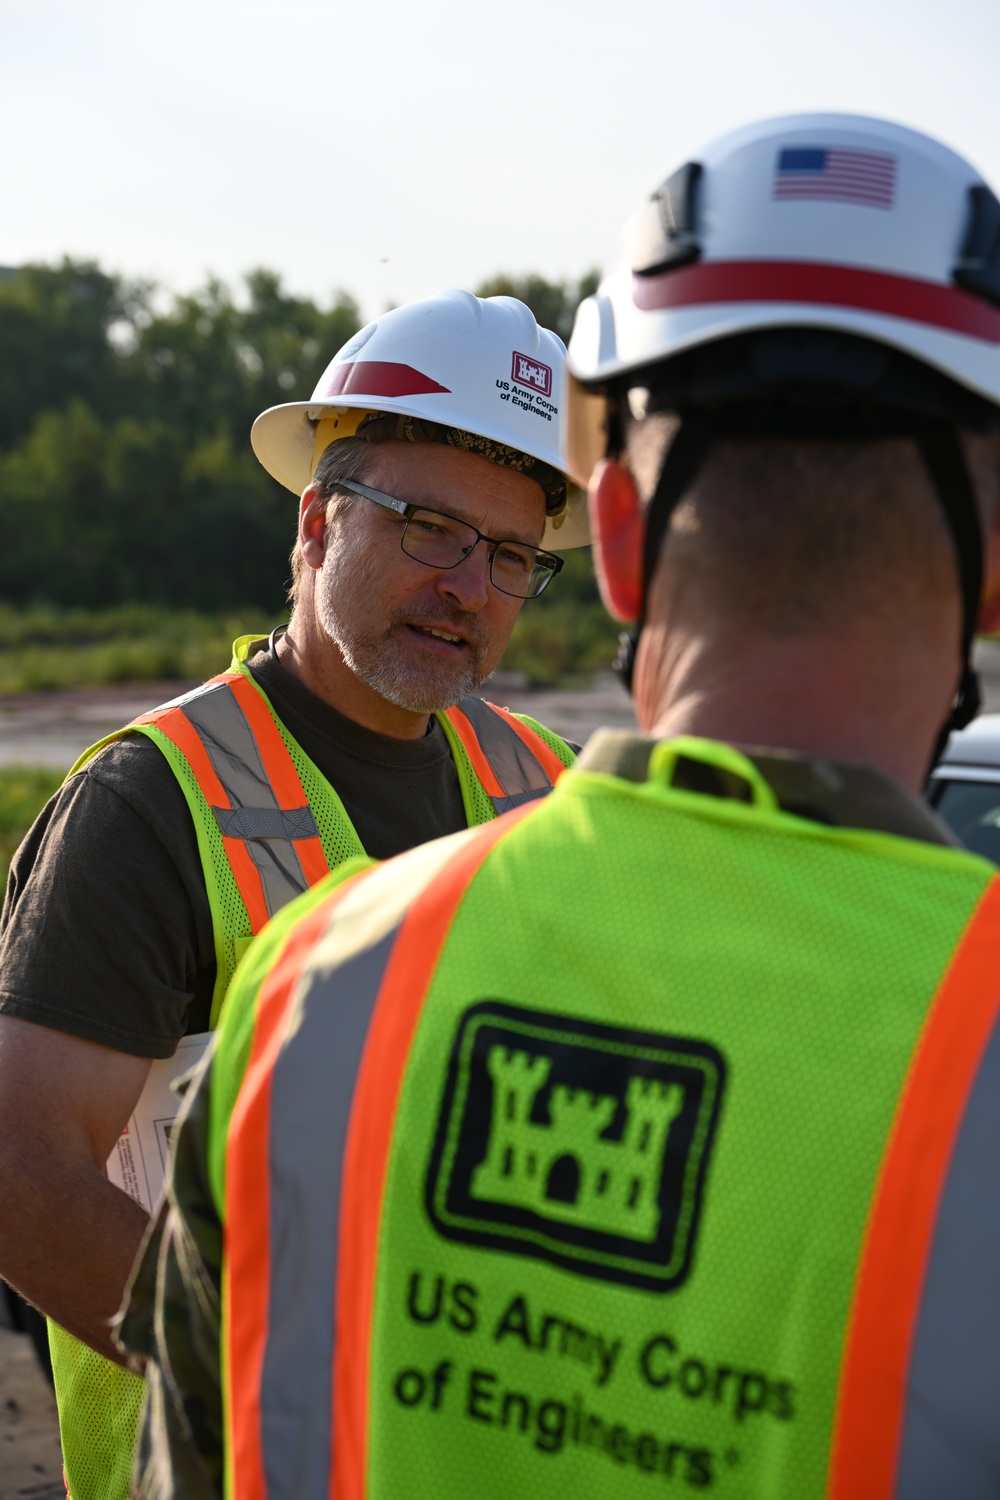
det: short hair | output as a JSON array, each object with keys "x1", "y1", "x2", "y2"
[
  {"x1": 628, "y1": 417, "x2": 959, "y2": 641},
  {"x1": 286, "y1": 437, "x2": 377, "y2": 605}
]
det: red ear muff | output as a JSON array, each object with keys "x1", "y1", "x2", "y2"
[{"x1": 589, "y1": 459, "x2": 644, "y2": 625}]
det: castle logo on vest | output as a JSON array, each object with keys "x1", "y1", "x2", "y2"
[{"x1": 426, "y1": 1003, "x2": 726, "y2": 1291}]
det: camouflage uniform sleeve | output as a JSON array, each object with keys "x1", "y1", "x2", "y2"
[{"x1": 116, "y1": 1051, "x2": 224, "y2": 1500}]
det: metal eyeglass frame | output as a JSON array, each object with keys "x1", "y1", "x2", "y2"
[{"x1": 335, "y1": 478, "x2": 564, "y2": 599}]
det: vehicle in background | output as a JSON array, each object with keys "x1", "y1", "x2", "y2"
[{"x1": 927, "y1": 714, "x2": 1000, "y2": 862}]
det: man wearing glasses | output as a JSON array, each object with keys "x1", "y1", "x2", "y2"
[{"x1": 0, "y1": 289, "x2": 585, "y2": 1500}]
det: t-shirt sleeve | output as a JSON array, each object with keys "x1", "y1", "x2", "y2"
[{"x1": 0, "y1": 738, "x2": 216, "y2": 1058}]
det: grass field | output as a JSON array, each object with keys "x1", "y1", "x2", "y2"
[
  {"x1": 0, "y1": 604, "x2": 265, "y2": 697},
  {"x1": 0, "y1": 768, "x2": 64, "y2": 887},
  {"x1": 0, "y1": 569, "x2": 619, "y2": 699},
  {"x1": 0, "y1": 607, "x2": 266, "y2": 884}
]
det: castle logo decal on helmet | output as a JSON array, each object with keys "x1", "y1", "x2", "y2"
[
  {"x1": 773, "y1": 146, "x2": 897, "y2": 209},
  {"x1": 512, "y1": 352, "x2": 553, "y2": 397},
  {"x1": 425, "y1": 1002, "x2": 726, "y2": 1291}
]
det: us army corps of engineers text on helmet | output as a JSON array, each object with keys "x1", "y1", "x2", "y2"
[
  {"x1": 253, "y1": 287, "x2": 589, "y2": 551},
  {"x1": 565, "y1": 113, "x2": 1000, "y2": 728}
]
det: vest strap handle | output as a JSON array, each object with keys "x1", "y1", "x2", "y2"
[{"x1": 649, "y1": 736, "x2": 779, "y2": 812}]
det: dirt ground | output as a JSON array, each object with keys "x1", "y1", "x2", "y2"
[{"x1": 0, "y1": 1328, "x2": 63, "y2": 1500}]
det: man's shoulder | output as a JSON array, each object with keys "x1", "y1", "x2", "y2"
[
  {"x1": 1, "y1": 732, "x2": 189, "y2": 878},
  {"x1": 79, "y1": 727, "x2": 182, "y2": 781},
  {"x1": 69, "y1": 730, "x2": 192, "y2": 827}
]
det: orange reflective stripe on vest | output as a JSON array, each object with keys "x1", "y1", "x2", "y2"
[
  {"x1": 224, "y1": 806, "x2": 536, "y2": 1500},
  {"x1": 226, "y1": 674, "x2": 332, "y2": 888},
  {"x1": 827, "y1": 875, "x2": 1000, "y2": 1500},
  {"x1": 136, "y1": 684, "x2": 562, "y2": 938},
  {"x1": 135, "y1": 673, "x2": 331, "y2": 934},
  {"x1": 444, "y1": 698, "x2": 566, "y2": 814}
]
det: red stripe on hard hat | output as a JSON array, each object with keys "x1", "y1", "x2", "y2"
[
  {"x1": 318, "y1": 360, "x2": 451, "y2": 398},
  {"x1": 632, "y1": 260, "x2": 1000, "y2": 345}
]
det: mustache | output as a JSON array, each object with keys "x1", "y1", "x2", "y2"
[{"x1": 392, "y1": 609, "x2": 489, "y2": 653}]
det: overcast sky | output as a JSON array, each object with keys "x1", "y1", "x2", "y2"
[{"x1": 2, "y1": 0, "x2": 998, "y2": 324}]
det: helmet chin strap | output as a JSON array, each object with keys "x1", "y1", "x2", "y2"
[
  {"x1": 614, "y1": 414, "x2": 983, "y2": 770},
  {"x1": 614, "y1": 417, "x2": 717, "y2": 695},
  {"x1": 909, "y1": 425, "x2": 983, "y2": 749}
]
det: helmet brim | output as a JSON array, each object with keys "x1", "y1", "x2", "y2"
[
  {"x1": 252, "y1": 400, "x2": 590, "y2": 550},
  {"x1": 566, "y1": 298, "x2": 1000, "y2": 487}
]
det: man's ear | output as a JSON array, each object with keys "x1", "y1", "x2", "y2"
[
  {"x1": 589, "y1": 458, "x2": 644, "y2": 623},
  {"x1": 299, "y1": 484, "x2": 328, "y2": 572}
]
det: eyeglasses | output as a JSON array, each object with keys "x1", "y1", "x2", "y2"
[{"x1": 336, "y1": 479, "x2": 564, "y2": 599}]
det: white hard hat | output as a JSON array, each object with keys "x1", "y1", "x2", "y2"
[
  {"x1": 253, "y1": 288, "x2": 588, "y2": 550},
  {"x1": 566, "y1": 112, "x2": 1000, "y2": 485}
]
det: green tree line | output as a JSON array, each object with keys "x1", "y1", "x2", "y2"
[{"x1": 0, "y1": 261, "x2": 599, "y2": 619}]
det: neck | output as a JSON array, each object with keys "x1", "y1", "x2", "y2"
[
  {"x1": 277, "y1": 606, "x2": 432, "y2": 741},
  {"x1": 634, "y1": 617, "x2": 961, "y2": 793}
]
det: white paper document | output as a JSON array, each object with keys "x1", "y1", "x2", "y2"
[{"x1": 105, "y1": 1031, "x2": 213, "y2": 1214}]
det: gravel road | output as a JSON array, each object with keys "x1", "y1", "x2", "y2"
[
  {"x1": 5, "y1": 643, "x2": 1000, "y2": 770},
  {"x1": 0, "y1": 672, "x2": 640, "y2": 771}
]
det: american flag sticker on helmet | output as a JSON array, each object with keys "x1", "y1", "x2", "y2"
[{"x1": 773, "y1": 147, "x2": 897, "y2": 209}]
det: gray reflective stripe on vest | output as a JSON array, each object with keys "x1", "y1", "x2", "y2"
[
  {"x1": 180, "y1": 681, "x2": 318, "y2": 918},
  {"x1": 214, "y1": 807, "x2": 317, "y2": 842},
  {"x1": 258, "y1": 927, "x2": 398, "y2": 1498},
  {"x1": 457, "y1": 695, "x2": 557, "y2": 814},
  {"x1": 893, "y1": 1011, "x2": 1000, "y2": 1497}
]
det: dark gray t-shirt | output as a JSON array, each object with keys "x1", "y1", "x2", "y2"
[{"x1": 0, "y1": 650, "x2": 470, "y2": 1058}]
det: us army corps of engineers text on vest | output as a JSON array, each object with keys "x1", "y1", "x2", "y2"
[{"x1": 216, "y1": 737, "x2": 1000, "y2": 1499}]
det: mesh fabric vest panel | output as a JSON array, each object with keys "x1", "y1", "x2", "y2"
[
  {"x1": 368, "y1": 761, "x2": 995, "y2": 1496},
  {"x1": 49, "y1": 640, "x2": 572, "y2": 1500},
  {"x1": 217, "y1": 745, "x2": 998, "y2": 1499},
  {"x1": 49, "y1": 648, "x2": 359, "y2": 1500}
]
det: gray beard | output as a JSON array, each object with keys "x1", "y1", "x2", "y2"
[{"x1": 317, "y1": 594, "x2": 489, "y2": 714}]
